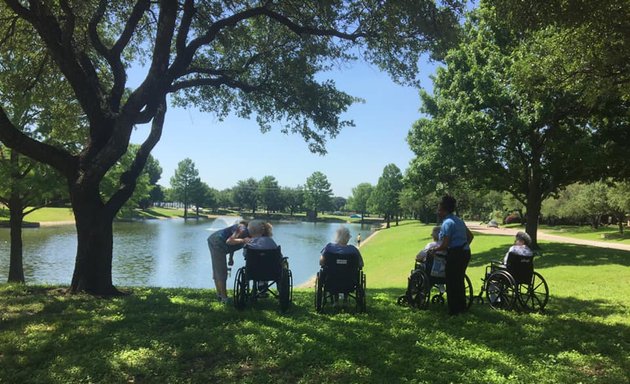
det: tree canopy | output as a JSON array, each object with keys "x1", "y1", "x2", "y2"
[
  {"x1": 0, "y1": 0, "x2": 465, "y2": 294},
  {"x1": 406, "y1": 3, "x2": 628, "y2": 246}
]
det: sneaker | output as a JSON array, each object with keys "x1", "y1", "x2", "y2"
[{"x1": 218, "y1": 296, "x2": 232, "y2": 305}]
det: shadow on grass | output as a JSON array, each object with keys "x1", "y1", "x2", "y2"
[{"x1": 1, "y1": 285, "x2": 628, "y2": 383}]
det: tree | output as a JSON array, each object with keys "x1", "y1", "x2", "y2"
[
  {"x1": 100, "y1": 144, "x2": 157, "y2": 218},
  {"x1": 332, "y1": 196, "x2": 347, "y2": 212},
  {"x1": 216, "y1": 189, "x2": 234, "y2": 212},
  {"x1": 347, "y1": 183, "x2": 373, "y2": 224},
  {"x1": 170, "y1": 158, "x2": 199, "y2": 220},
  {"x1": 406, "y1": 5, "x2": 621, "y2": 247},
  {"x1": 0, "y1": 1, "x2": 463, "y2": 295},
  {"x1": 188, "y1": 179, "x2": 214, "y2": 218},
  {"x1": 282, "y1": 186, "x2": 303, "y2": 216},
  {"x1": 304, "y1": 171, "x2": 332, "y2": 220},
  {"x1": 370, "y1": 164, "x2": 403, "y2": 228},
  {"x1": 0, "y1": 9, "x2": 82, "y2": 283},
  {"x1": 0, "y1": 147, "x2": 66, "y2": 282},
  {"x1": 138, "y1": 154, "x2": 163, "y2": 209},
  {"x1": 233, "y1": 178, "x2": 259, "y2": 214},
  {"x1": 258, "y1": 175, "x2": 281, "y2": 214},
  {"x1": 608, "y1": 181, "x2": 630, "y2": 234}
]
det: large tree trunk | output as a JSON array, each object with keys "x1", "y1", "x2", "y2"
[
  {"x1": 7, "y1": 194, "x2": 25, "y2": 283},
  {"x1": 525, "y1": 190, "x2": 543, "y2": 250},
  {"x1": 69, "y1": 186, "x2": 121, "y2": 295}
]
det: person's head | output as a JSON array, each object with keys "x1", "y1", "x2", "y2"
[
  {"x1": 514, "y1": 231, "x2": 531, "y2": 247},
  {"x1": 263, "y1": 222, "x2": 273, "y2": 237},
  {"x1": 334, "y1": 226, "x2": 351, "y2": 245},
  {"x1": 431, "y1": 226, "x2": 441, "y2": 241},
  {"x1": 235, "y1": 220, "x2": 249, "y2": 236},
  {"x1": 248, "y1": 220, "x2": 266, "y2": 237},
  {"x1": 437, "y1": 195, "x2": 456, "y2": 218}
]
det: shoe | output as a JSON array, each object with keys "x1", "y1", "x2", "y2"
[{"x1": 219, "y1": 296, "x2": 232, "y2": 305}]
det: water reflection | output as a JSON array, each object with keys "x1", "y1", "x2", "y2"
[{"x1": 0, "y1": 219, "x2": 375, "y2": 288}]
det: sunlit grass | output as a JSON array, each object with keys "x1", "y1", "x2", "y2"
[{"x1": 22, "y1": 207, "x2": 76, "y2": 222}]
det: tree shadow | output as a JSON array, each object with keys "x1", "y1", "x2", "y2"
[{"x1": 1, "y1": 286, "x2": 628, "y2": 383}]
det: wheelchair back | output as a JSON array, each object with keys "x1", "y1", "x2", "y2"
[
  {"x1": 244, "y1": 246, "x2": 283, "y2": 281},
  {"x1": 321, "y1": 251, "x2": 361, "y2": 294},
  {"x1": 505, "y1": 252, "x2": 534, "y2": 284}
]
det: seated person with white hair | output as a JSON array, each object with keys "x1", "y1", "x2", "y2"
[
  {"x1": 503, "y1": 231, "x2": 533, "y2": 264},
  {"x1": 245, "y1": 220, "x2": 277, "y2": 250},
  {"x1": 245, "y1": 220, "x2": 278, "y2": 295},
  {"x1": 320, "y1": 226, "x2": 364, "y2": 268}
]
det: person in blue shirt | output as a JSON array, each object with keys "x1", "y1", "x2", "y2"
[
  {"x1": 429, "y1": 195, "x2": 474, "y2": 315},
  {"x1": 207, "y1": 220, "x2": 250, "y2": 303},
  {"x1": 320, "y1": 226, "x2": 364, "y2": 268}
]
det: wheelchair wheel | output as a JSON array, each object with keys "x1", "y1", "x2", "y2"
[
  {"x1": 290, "y1": 271, "x2": 294, "y2": 302},
  {"x1": 407, "y1": 269, "x2": 430, "y2": 309},
  {"x1": 233, "y1": 267, "x2": 248, "y2": 309},
  {"x1": 356, "y1": 272, "x2": 367, "y2": 313},
  {"x1": 485, "y1": 271, "x2": 516, "y2": 310},
  {"x1": 279, "y1": 267, "x2": 291, "y2": 312},
  {"x1": 464, "y1": 274, "x2": 474, "y2": 309},
  {"x1": 315, "y1": 273, "x2": 324, "y2": 313},
  {"x1": 517, "y1": 271, "x2": 549, "y2": 312}
]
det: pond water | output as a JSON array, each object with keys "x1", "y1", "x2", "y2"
[{"x1": 0, "y1": 219, "x2": 376, "y2": 289}]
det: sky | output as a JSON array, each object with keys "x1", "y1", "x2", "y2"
[{"x1": 129, "y1": 59, "x2": 439, "y2": 198}]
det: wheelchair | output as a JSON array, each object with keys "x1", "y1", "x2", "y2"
[
  {"x1": 315, "y1": 251, "x2": 367, "y2": 313},
  {"x1": 397, "y1": 256, "x2": 473, "y2": 310},
  {"x1": 233, "y1": 246, "x2": 293, "y2": 312},
  {"x1": 475, "y1": 252, "x2": 549, "y2": 312}
]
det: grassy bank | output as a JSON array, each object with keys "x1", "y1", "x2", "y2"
[{"x1": 1, "y1": 223, "x2": 629, "y2": 383}]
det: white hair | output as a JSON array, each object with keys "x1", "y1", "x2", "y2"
[
  {"x1": 334, "y1": 226, "x2": 351, "y2": 245},
  {"x1": 248, "y1": 220, "x2": 266, "y2": 237}
]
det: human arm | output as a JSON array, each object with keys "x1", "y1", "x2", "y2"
[
  {"x1": 319, "y1": 254, "x2": 326, "y2": 266},
  {"x1": 228, "y1": 252, "x2": 234, "y2": 266},
  {"x1": 226, "y1": 225, "x2": 250, "y2": 246},
  {"x1": 466, "y1": 227, "x2": 474, "y2": 245}
]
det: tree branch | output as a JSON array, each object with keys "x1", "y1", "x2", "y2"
[
  {"x1": 0, "y1": 105, "x2": 77, "y2": 177},
  {"x1": 107, "y1": 99, "x2": 166, "y2": 214},
  {"x1": 175, "y1": 0, "x2": 194, "y2": 55}
]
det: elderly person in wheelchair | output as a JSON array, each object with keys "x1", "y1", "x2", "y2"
[
  {"x1": 478, "y1": 231, "x2": 549, "y2": 312},
  {"x1": 502, "y1": 231, "x2": 533, "y2": 264},
  {"x1": 315, "y1": 226, "x2": 366, "y2": 312},
  {"x1": 233, "y1": 220, "x2": 293, "y2": 311}
]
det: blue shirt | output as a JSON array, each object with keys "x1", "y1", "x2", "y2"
[{"x1": 439, "y1": 214, "x2": 470, "y2": 250}]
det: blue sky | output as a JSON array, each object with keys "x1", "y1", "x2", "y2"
[{"x1": 130, "y1": 59, "x2": 439, "y2": 198}]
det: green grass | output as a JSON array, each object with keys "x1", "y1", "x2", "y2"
[
  {"x1": 1, "y1": 222, "x2": 629, "y2": 383},
  {"x1": 22, "y1": 207, "x2": 75, "y2": 222}
]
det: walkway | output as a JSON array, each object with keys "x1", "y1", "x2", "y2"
[{"x1": 466, "y1": 224, "x2": 630, "y2": 252}]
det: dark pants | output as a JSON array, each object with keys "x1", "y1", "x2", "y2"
[{"x1": 446, "y1": 247, "x2": 471, "y2": 315}]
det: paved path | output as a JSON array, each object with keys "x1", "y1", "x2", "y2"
[{"x1": 466, "y1": 224, "x2": 630, "y2": 252}]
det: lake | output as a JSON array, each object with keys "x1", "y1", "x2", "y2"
[{"x1": 0, "y1": 218, "x2": 376, "y2": 288}]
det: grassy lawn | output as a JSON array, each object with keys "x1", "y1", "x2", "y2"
[
  {"x1": 22, "y1": 207, "x2": 76, "y2": 223},
  {"x1": 1, "y1": 222, "x2": 629, "y2": 383}
]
